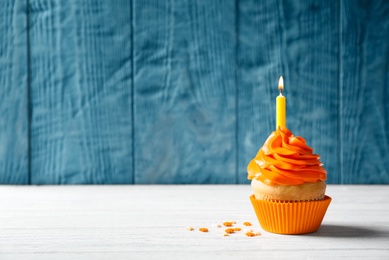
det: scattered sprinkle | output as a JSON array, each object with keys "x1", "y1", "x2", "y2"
[
  {"x1": 199, "y1": 227, "x2": 209, "y2": 232},
  {"x1": 244, "y1": 229, "x2": 254, "y2": 234},
  {"x1": 187, "y1": 220, "x2": 259, "y2": 238},
  {"x1": 225, "y1": 228, "x2": 235, "y2": 234},
  {"x1": 244, "y1": 229, "x2": 260, "y2": 237}
]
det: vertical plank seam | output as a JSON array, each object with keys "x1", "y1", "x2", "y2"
[
  {"x1": 26, "y1": 0, "x2": 31, "y2": 185},
  {"x1": 338, "y1": 0, "x2": 343, "y2": 184},
  {"x1": 131, "y1": 0, "x2": 135, "y2": 184},
  {"x1": 234, "y1": 0, "x2": 239, "y2": 184}
]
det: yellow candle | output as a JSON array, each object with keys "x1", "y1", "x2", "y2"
[{"x1": 276, "y1": 76, "x2": 286, "y2": 129}]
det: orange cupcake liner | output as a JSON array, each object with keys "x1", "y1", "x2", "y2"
[{"x1": 250, "y1": 194, "x2": 331, "y2": 235}]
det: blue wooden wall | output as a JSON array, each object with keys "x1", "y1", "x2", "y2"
[{"x1": 1, "y1": 0, "x2": 388, "y2": 184}]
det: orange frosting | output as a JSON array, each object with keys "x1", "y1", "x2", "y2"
[{"x1": 247, "y1": 126, "x2": 327, "y2": 185}]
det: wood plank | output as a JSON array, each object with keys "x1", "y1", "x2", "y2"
[
  {"x1": 28, "y1": 0, "x2": 133, "y2": 184},
  {"x1": 238, "y1": 0, "x2": 340, "y2": 184},
  {"x1": 133, "y1": 0, "x2": 237, "y2": 183},
  {"x1": 340, "y1": 0, "x2": 389, "y2": 183},
  {"x1": 0, "y1": 0, "x2": 29, "y2": 184},
  {"x1": 0, "y1": 185, "x2": 388, "y2": 259}
]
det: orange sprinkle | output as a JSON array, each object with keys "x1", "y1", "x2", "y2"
[
  {"x1": 223, "y1": 222, "x2": 233, "y2": 227},
  {"x1": 225, "y1": 228, "x2": 235, "y2": 234},
  {"x1": 186, "y1": 226, "x2": 194, "y2": 231},
  {"x1": 245, "y1": 232, "x2": 256, "y2": 237},
  {"x1": 233, "y1": 227, "x2": 241, "y2": 231},
  {"x1": 199, "y1": 227, "x2": 208, "y2": 232},
  {"x1": 243, "y1": 222, "x2": 252, "y2": 226}
]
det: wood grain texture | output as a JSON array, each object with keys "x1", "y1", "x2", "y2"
[
  {"x1": 28, "y1": 0, "x2": 134, "y2": 184},
  {"x1": 237, "y1": 0, "x2": 286, "y2": 184},
  {"x1": 282, "y1": 0, "x2": 340, "y2": 184},
  {"x1": 1, "y1": 1, "x2": 389, "y2": 185},
  {"x1": 340, "y1": 0, "x2": 389, "y2": 184},
  {"x1": 0, "y1": 0, "x2": 29, "y2": 184},
  {"x1": 133, "y1": 0, "x2": 237, "y2": 183},
  {"x1": 0, "y1": 185, "x2": 388, "y2": 259},
  {"x1": 238, "y1": 0, "x2": 340, "y2": 184}
]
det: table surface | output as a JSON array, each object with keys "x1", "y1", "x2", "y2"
[{"x1": 0, "y1": 185, "x2": 388, "y2": 259}]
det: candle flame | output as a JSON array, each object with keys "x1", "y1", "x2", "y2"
[{"x1": 278, "y1": 76, "x2": 284, "y2": 94}]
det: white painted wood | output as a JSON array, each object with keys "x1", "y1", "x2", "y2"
[{"x1": 0, "y1": 185, "x2": 388, "y2": 259}]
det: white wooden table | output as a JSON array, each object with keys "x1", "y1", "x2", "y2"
[{"x1": 0, "y1": 185, "x2": 388, "y2": 259}]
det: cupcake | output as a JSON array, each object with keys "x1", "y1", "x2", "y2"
[{"x1": 247, "y1": 126, "x2": 331, "y2": 234}]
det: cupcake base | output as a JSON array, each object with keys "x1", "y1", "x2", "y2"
[{"x1": 250, "y1": 194, "x2": 331, "y2": 235}]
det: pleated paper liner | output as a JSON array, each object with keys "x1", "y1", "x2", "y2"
[{"x1": 250, "y1": 195, "x2": 331, "y2": 235}]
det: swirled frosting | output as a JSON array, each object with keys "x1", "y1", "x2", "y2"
[{"x1": 247, "y1": 126, "x2": 327, "y2": 185}]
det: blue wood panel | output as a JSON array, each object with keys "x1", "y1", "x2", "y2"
[
  {"x1": 0, "y1": 0, "x2": 388, "y2": 184},
  {"x1": 29, "y1": 0, "x2": 134, "y2": 184},
  {"x1": 340, "y1": 0, "x2": 389, "y2": 183},
  {"x1": 281, "y1": 0, "x2": 341, "y2": 184},
  {"x1": 133, "y1": 0, "x2": 237, "y2": 183},
  {"x1": 0, "y1": 0, "x2": 29, "y2": 184},
  {"x1": 237, "y1": 0, "x2": 340, "y2": 184},
  {"x1": 237, "y1": 0, "x2": 285, "y2": 184}
]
